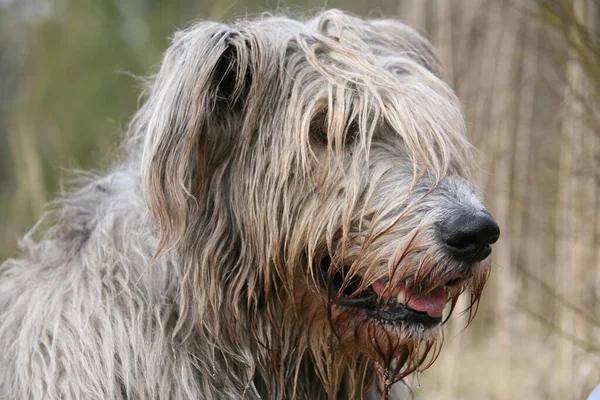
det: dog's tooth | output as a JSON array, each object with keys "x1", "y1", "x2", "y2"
[{"x1": 396, "y1": 290, "x2": 406, "y2": 304}]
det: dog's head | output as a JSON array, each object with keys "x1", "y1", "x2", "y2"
[{"x1": 137, "y1": 9, "x2": 499, "y2": 397}]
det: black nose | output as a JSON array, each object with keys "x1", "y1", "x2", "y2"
[{"x1": 439, "y1": 209, "x2": 500, "y2": 261}]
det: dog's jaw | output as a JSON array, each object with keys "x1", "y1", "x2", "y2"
[{"x1": 322, "y1": 263, "x2": 446, "y2": 329}]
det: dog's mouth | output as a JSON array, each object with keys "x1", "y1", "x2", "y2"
[{"x1": 321, "y1": 256, "x2": 449, "y2": 328}]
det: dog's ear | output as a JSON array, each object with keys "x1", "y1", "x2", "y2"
[{"x1": 139, "y1": 23, "x2": 257, "y2": 254}]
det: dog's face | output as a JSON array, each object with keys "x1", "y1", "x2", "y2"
[
  {"x1": 266, "y1": 14, "x2": 499, "y2": 381},
  {"x1": 139, "y1": 9, "x2": 499, "y2": 395}
]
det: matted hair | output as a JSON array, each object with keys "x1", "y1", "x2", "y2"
[{"x1": 0, "y1": 9, "x2": 490, "y2": 400}]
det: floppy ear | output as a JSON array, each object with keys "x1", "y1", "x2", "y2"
[{"x1": 139, "y1": 22, "x2": 255, "y2": 254}]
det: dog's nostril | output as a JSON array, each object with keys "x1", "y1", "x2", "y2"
[
  {"x1": 445, "y1": 233, "x2": 478, "y2": 250},
  {"x1": 439, "y1": 209, "x2": 500, "y2": 262}
]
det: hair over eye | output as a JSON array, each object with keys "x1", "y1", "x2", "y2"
[
  {"x1": 344, "y1": 119, "x2": 358, "y2": 146},
  {"x1": 310, "y1": 115, "x2": 359, "y2": 147}
]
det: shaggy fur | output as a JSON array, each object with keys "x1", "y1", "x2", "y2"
[{"x1": 0, "y1": 10, "x2": 496, "y2": 400}]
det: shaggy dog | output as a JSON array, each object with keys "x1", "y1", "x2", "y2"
[{"x1": 0, "y1": 10, "x2": 499, "y2": 400}]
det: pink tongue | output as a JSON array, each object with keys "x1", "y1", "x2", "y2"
[
  {"x1": 371, "y1": 280, "x2": 447, "y2": 318},
  {"x1": 404, "y1": 286, "x2": 447, "y2": 318}
]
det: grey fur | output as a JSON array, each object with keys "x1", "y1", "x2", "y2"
[{"x1": 0, "y1": 10, "x2": 493, "y2": 400}]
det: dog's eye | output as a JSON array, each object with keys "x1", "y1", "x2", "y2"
[
  {"x1": 319, "y1": 124, "x2": 329, "y2": 145},
  {"x1": 319, "y1": 123, "x2": 357, "y2": 147},
  {"x1": 345, "y1": 120, "x2": 358, "y2": 146},
  {"x1": 309, "y1": 111, "x2": 329, "y2": 145},
  {"x1": 309, "y1": 115, "x2": 358, "y2": 147}
]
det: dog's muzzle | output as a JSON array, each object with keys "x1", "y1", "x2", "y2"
[{"x1": 320, "y1": 208, "x2": 499, "y2": 329}]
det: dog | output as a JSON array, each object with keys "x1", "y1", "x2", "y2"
[{"x1": 0, "y1": 9, "x2": 499, "y2": 399}]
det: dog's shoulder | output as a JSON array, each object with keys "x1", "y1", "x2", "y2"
[{"x1": 0, "y1": 168, "x2": 191, "y2": 399}]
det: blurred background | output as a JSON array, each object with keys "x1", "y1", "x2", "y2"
[{"x1": 1, "y1": 0, "x2": 599, "y2": 398}]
